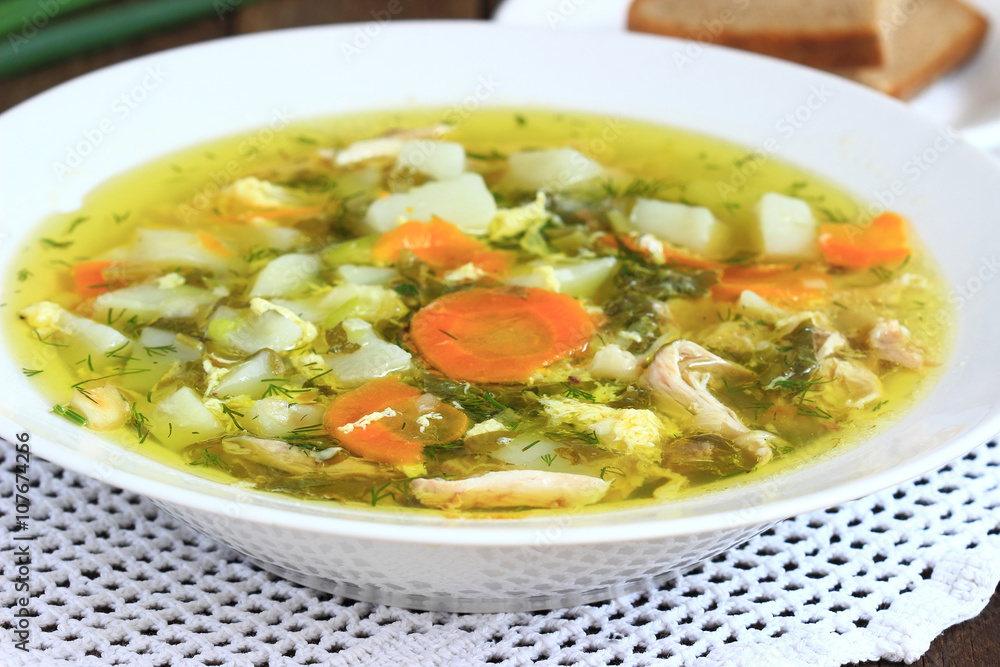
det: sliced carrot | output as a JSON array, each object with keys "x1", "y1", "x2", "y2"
[
  {"x1": 196, "y1": 231, "x2": 235, "y2": 257},
  {"x1": 712, "y1": 263, "x2": 829, "y2": 304},
  {"x1": 818, "y1": 212, "x2": 910, "y2": 269},
  {"x1": 597, "y1": 233, "x2": 720, "y2": 270},
  {"x1": 372, "y1": 217, "x2": 512, "y2": 275},
  {"x1": 324, "y1": 376, "x2": 467, "y2": 467},
  {"x1": 409, "y1": 286, "x2": 596, "y2": 384},
  {"x1": 72, "y1": 260, "x2": 115, "y2": 298}
]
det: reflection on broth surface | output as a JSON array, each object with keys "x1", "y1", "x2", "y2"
[{"x1": 4, "y1": 109, "x2": 950, "y2": 516}]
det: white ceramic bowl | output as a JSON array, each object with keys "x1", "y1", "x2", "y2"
[{"x1": 2, "y1": 22, "x2": 1000, "y2": 613}]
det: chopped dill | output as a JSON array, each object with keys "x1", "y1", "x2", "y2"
[
  {"x1": 540, "y1": 453, "x2": 556, "y2": 467},
  {"x1": 40, "y1": 237, "x2": 73, "y2": 249},
  {"x1": 53, "y1": 405, "x2": 87, "y2": 426},
  {"x1": 521, "y1": 440, "x2": 540, "y2": 452},
  {"x1": 21, "y1": 368, "x2": 43, "y2": 377},
  {"x1": 189, "y1": 448, "x2": 230, "y2": 470},
  {"x1": 66, "y1": 216, "x2": 89, "y2": 234},
  {"x1": 438, "y1": 329, "x2": 458, "y2": 340},
  {"x1": 563, "y1": 382, "x2": 595, "y2": 402},
  {"x1": 600, "y1": 466, "x2": 625, "y2": 480},
  {"x1": 220, "y1": 404, "x2": 244, "y2": 430},
  {"x1": 17, "y1": 269, "x2": 31, "y2": 282},
  {"x1": 145, "y1": 344, "x2": 177, "y2": 357}
]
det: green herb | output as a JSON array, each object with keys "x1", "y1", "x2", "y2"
[
  {"x1": 514, "y1": 114, "x2": 527, "y2": 127},
  {"x1": 75, "y1": 355, "x2": 94, "y2": 371},
  {"x1": 144, "y1": 344, "x2": 177, "y2": 357},
  {"x1": 438, "y1": 329, "x2": 458, "y2": 340},
  {"x1": 872, "y1": 400, "x2": 889, "y2": 412},
  {"x1": 563, "y1": 382, "x2": 595, "y2": 402},
  {"x1": 304, "y1": 369, "x2": 333, "y2": 387},
  {"x1": 33, "y1": 330, "x2": 68, "y2": 347},
  {"x1": 41, "y1": 238, "x2": 73, "y2": 249},
  {"x1": 128, "y1": 402, "x2": 150, "y2": 442},
  {"x1": 66, "y1": 216, "x2": 89, "y2": 234},
  {"x1": 220, "y1": 404, "x2": 244, "y2": 430},
  {"x1": 112, "y1": 211, "x2": 131, "y2": 224},
  {"x1": 189, "y1": 448, "x2": 230, "y2": 470},
  {"x1": 53, "y1": 405, "x2": 87, "y2": 426},
  {"x1": 71, "y1": 368, "x2": 149, "y2": 388},
  {"x1": 244, "y1": 246, "x2": 281, "y2": 263},
  {"x1": 600, "y1": 466, "x2": 625, "y2": 480},
  {"x1": 369, "y1": 480, "x2": 394, "y2": 506},
  {"x1": 21, "y1": 368, "x2": 43, "y2": 377},
  {"x1": 261, "y1": 381, "x2": 309, "y2": 400},
  {"x1": 16, "y1": 269, "x2": 32, "y2": 282},
  {"x1": 104, "y1": 341, "x2": 131, "y2": 359},
  {"x1": 521, "y1": 440, "x2": 540, "y2": 452},
  {"x1": 544, "y1": 428, "x2": 600, "y2": 446},
  {"x1": 540, "y1": 453, "x2": 556, "y2": 467}
]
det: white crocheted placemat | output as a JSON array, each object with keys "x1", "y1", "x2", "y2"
[{"x1": 2, "y1": 435, "x2": 999, "y2": 667}]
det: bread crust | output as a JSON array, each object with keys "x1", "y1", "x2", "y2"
[
  {"x1": 627, "y1": 0, "x2": 885, "y2": 67},
  {"x1": 832, "y1": 0, "x2": 989, "y2": 99}
]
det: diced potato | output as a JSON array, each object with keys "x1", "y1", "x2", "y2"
[
  {"x1": 324, "y1": 318, "x2": 412, "y2": 387},
  {"x1": 755, "y1": 192, "x2": 818, "y2": 260},
  {"x1": 491, "y1": 433, "x2": 596, "y2": 475},
  {"x1": 396, "y1": 140, "x2": 466, "y2": 180},
  {"x1": 120, "y1": 327, "x2": 204, "y2": 393},
  {"x1": 588, "y1": 344, "x2": 641, "y2": 382},
  {"x1": 507, "y1": 257, "x2": 617, "y2": 298},
  {"x1": 210, "y1": 349, "x2": 286, "y2": 398},
  {"x1": 505, "y1": 148, "x2": 602, "y2": 191},
  {"x1": 148, "y1": 387, "x2": 224, "y2": 450},
  {"x1": 248, "y1": 253, "x2": 322, "y2": 298},
  {"x1": 243, "y1": 398, "x2": 326, "y2": 438},
  {"x1": 630, "y1": 198, "x2": 717, "y2": 254},
  {"x1": 93, "y1": 284, "x2": 221, "y2": 321},
  {"x1": 209, "y1": 306, "x2": 307, "y2": 355},
  {"x1": 364, "y1": 173, "x2": 497, "y2": 235},
  {"x1": 106, "y1": 229, "x2": 234, "y2": 273}
]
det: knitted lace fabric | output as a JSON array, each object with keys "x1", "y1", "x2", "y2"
[{"x1": 2, "y1": 436, "x2": 999, "y2": 667}]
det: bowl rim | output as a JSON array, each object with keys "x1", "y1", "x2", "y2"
[{"x1": 2, "y1": 20, "x2": 1000, "y2": 547}]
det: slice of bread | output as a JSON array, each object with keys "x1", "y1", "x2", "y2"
[
  {"x1": 627, "y1": 0, "x2": 890, "y2": 68},
  {"x1": 830, "y1": 0, "x2": 988, "y2": 99}
]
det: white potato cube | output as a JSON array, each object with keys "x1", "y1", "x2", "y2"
[
  {"x1": 365, "y1": 173, "x2": 497, "y2": 235},
  {"x1": 506, "y1": 148, "x2": 603, "y2": 191},
  {"x1": 396, "y1": 140, "x2": 466, "y2": 180},
  {"x1": 630, "y1": 198, "x2": 717, "y2": 254},
  {"x1": 149, "y1": 387, "x2": 224, "y2": 450},
  {"x1": 756, "y1": 193, "x2": 819, "y2": 260},
  {"x1": 249, "y1": 253, "x2": 322, "y2": 298}
]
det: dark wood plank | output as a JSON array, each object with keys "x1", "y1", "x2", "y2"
[
  {"x1": 234, "y1": 0, "x2": 481, "y2": 31},
  {"x1": 0, "y1": 16, "x2": 231, "y2": 112}
]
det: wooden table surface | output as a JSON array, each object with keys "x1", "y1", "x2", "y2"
[{"x1": 1, "y1": 1, "x2": 996, "y2": 665}]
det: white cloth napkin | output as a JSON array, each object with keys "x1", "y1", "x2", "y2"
[{"x1": 2, "y1": 435, "x2": 998, "y2": 666}]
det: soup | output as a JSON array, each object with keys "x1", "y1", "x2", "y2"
[{"x1": 4, "y1": 109, "x2": 949, "y2": 515}]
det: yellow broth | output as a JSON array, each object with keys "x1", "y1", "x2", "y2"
[{"x1": 3, "y1": 109, "x2": 950, "y2": 515}]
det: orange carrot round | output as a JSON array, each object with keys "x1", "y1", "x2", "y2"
[
  {"x1": 409, "y1": 286, "x2": 596, "y2": 384},
  {"x1": 372, "y1": 217, "x2": 511, "y2": 275},
  {"x1": 818, "y1": 212, "x2": 910, "y2": 269},
  {"x1": 324, "y1": 376, "x2": 467, "y2": 467},
  {"x1": 72, "y1": 260, "x2": 115, "y2": 298}
]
